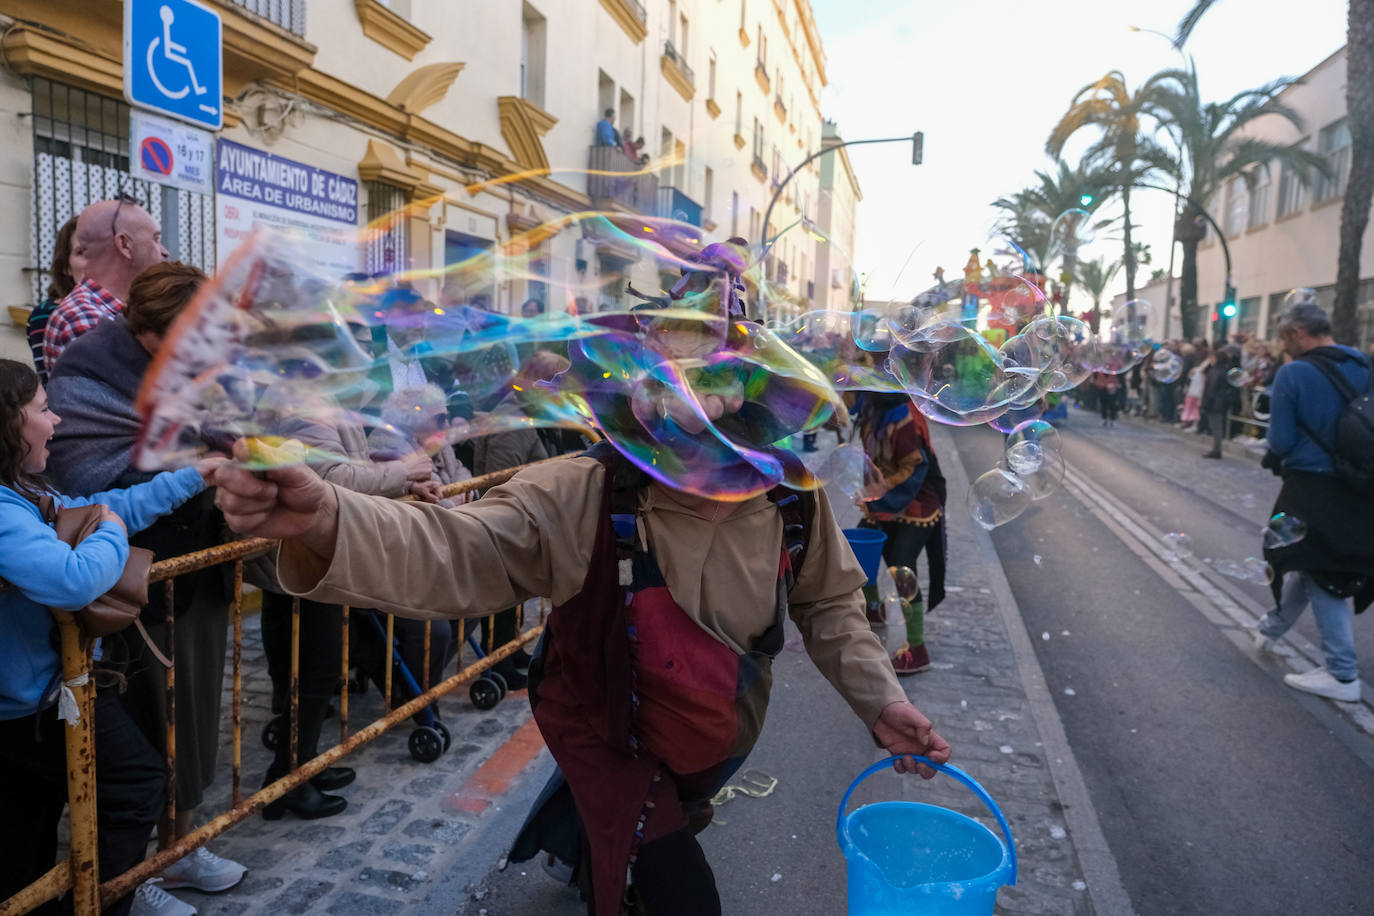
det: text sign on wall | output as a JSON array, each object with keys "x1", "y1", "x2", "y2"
[{"x1": 216, "y1": 138, "x2": 361, "y2": 278}]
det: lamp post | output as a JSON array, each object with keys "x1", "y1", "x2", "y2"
[{"x1": 1135, "y1": 181, "x2": 1232, "y2": 342}]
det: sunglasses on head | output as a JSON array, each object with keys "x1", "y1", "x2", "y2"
[{"x1": 110, "y1": 192, "x2": 139, "y2": 238}]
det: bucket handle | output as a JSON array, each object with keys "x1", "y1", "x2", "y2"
[{"x1": 835, "y1": 756, "x2": 1017, "y2": 886}]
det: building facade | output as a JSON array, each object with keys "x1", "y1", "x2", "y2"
[
  {"x1": 1189, "y1": 46, "x2": 1374, "y2": 345},
  {"x1": 813, "y1": 118, "x2": 861, "y2": 312},
  {"x1": 0, "y1": 0, "x2": 843, "y2": 361}
]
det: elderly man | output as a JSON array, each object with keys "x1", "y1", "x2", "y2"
[
  {"x1": 1259, "y1": 302, "x2": 1374, "y2": 701},
  {"x1": 43, "y1": 195, "x2": 169, "y2": 371}
]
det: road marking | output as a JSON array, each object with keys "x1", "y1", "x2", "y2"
[
  {"x1": 1062, "y1": 460, "x2": 1374, "y2": 738},
  {"x1": 443, "y1": 716, "x2": 546, "y2": 815}
]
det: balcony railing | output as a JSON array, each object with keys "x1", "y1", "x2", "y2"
[
  {"x1": 658, "y1": 186, "x2": 703, "y2": 227},
  {"x1": 224, "y1": 0, "x2": 307, "y2": 36},
  {"x1": 662, "y1": 40, "x2": 695, "y2": 87},
  {"x1": 587, "y1": 145, "x2": 659, "y2": 213}
]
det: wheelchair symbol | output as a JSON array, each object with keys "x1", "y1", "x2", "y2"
[{"x1": 145, "y1": 5, "x2": 217, "y2": 116}]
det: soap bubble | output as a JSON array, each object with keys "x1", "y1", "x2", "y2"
[
  {"x1": 1002, "y1": 418, "x2": 1066, "y2": 501},
  {"x1": 1226, "y1": 367, "x2": 1247, "y2": 387},
  {"x1": 1262, "y1": 513, "x2": 1307, "y2": 549},
  {"x1": 889, "y1": 325, "x2": 1037, "y2": 428},
  {"x1": 1046, "y1": 208, "x2": 1095, "y2": 264},
  {"x1": 1150, "y1": 349, "x2": 1183, "y2": 384},
  {"x1": 852, "y1": 308, "x2": 894, "y2": 352},
  {"x1": 1111, "y1": 299, "x2": 1152, "y2": 346},
  {"x1": 889, "y1": 566, "x2": 920, "y2": 602},
  {"x1": 1243, "y1": 557, "x2": 1273, "y2": 585},
  {"x1": 1281, "y1": 287, "x2": 1318, "y2": 311},
  {"x1": 1162, "y1": 532, "x2": 1193, "y2": 558},
  {"x1": 968, "y1": 467, "x2": 1033, "y2": 530},
  {"x1": 1015, "y1": 447, "x2": 1066, "y2": 501}
]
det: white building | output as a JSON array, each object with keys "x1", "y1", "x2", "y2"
[
  {"x1": 1178, "y1": 46, "x2": 1372, "y2": 345},
  {"x1": 813, "y1": 118, "x2": 861, "y2": 311},
  {"x1": 0, "y1": 0, "x2": 846, "y2": 359}
]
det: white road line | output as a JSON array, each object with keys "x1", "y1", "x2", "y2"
[{"x1": 1062, "y1": 460, "x2": 1374, "y2": 738}]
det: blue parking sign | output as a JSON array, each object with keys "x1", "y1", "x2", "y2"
[{"x1": 125, "y1": 0, "x2": 223, "y2": 130}]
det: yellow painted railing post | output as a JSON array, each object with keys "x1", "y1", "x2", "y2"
[{"x1": 54, "y1": 614, "x2": 99, "y2": 916}]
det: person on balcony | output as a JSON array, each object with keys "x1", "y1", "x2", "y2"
[
  {"x1": 207, "y1": 242, "x2": 951, "y2": 916},
  {"x1": 594, "y1": 108, "x2": 620, "y2": 148}
]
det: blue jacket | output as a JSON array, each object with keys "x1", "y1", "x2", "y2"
[
  {"x1": 0, "y1": 467, "x2": 204, "y2": 719},
  {"x1": 1268, "y1": 345, "x2": 1371, "y2": 474}
]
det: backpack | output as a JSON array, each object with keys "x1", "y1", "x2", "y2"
[{"x1": 1296, "y1": 350, "x2": 1374, "y2": 494}]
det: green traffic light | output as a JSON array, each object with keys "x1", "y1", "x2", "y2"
[
  {"x1": 1079, "y1": 194, "x2": 1094, "y2": 207},
  {"x1": 1221, "y1": 303, "x2": 1237, "y2": 318}
]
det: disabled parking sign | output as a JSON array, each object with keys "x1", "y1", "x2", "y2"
[{"x1": 125, "y1": 0, "x2": 223, "y2": 130}]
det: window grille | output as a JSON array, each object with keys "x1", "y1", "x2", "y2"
[{"x1": 364, "y1": 181, "x2": 408, "y2": 276}]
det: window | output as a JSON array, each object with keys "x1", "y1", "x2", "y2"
[
  {"x1": 739, "y1": 0, "x2": 746, "y2": 31},
  {"x1": 1237, "y1": 296, "x2": 1260, "y2": 337},
  {"x1": 679, "y1": 13, "x2": 689, "y2": 60},
  {"x1": 1223, "y1": 176, "x2": 1245, "y2": 236},
  {"x1": 757, "y1": 27, "x2": 766, "y2": 65},
  {"x1": 749, "y1": 206, "x2": 760, "y2": 243},
  {"x1": 752, "y1": 116, "x2": 763, "y2": 160},
  {"x1": 365, "y1": 181, "x2": 408, "y2": 275},
  {"x1": 1277, "y1": 159, "x2": 1305, "y2": 218},
  {"x1": 731, "y1": 190, "x2": 740, "y2": 236},
  {"x1": 735, "y1": 91, "x2": 743, "y2": 136},
  {"x1": 708, "y1": 51, "x2": 717, "y2": 101},
  {"x1": 521, "y1": 3, "x2": 547, "y2": 109},
  {"x1": 703, "y1": 166, "x2": 714, "y2": 220},
  {"x1": 1313, "y1": 119, "x2": 1351, "y2": 203},
  {"x1": 1247, "y1": 165, "x2": 1270, "y2": 229}
]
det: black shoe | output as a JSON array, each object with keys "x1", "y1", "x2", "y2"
[
  {"x1": 261, "y1": 771, "x2": 348, "y2": 821},
  {"x1": 494, "y1": 661, "x2": 528, "y2": 691},
  {"x1": 1202, "y1": 451, "x2": 1222, "y2": 459},
  {"x1": 311, "y1": 766, "x2": 356, "y2": 792},
  {"x1": 509, "y1": 648, "x2": 533, "y2": 672}
]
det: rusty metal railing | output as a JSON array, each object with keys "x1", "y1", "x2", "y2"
[{"x1": 1, "y1": 453, "x2": 578, "y2": 915}]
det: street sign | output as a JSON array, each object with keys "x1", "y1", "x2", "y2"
[
  {"x1": 124, "y1": 0, "x2": 223, "y2": 130},
  {"x1": 130, "y1": 109, "x2": 215, "y2": 194}
]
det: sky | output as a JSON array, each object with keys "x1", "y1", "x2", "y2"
[{"x1": 807, "y1": 0, "x2": 1349, "y2": 306}]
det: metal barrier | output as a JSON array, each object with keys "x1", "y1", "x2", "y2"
[{"x1": 1, "y1": 454, "x2": 576, "y2": 915}]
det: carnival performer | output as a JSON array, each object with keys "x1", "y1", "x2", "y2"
[
  {"x1": 856, "y1": 391, "x2": 947, "y2": 675},
  {"x1": 208, "y1": 242, "x2": 950, "y2": 916}
]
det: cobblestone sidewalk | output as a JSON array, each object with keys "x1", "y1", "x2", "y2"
[{"x1": 168, "y1": 606, "x2": 544, "y2": 916}]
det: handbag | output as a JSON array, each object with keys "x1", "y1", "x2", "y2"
[{"x1": 38, "y1": 496, "x2": 171, "y2": 665}]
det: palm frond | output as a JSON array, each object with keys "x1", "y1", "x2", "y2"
[{"x1": 1175, "y1": 0, "x2": 1218, "y2": 47}]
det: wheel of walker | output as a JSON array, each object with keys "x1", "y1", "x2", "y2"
[
  {"x1": 469, "y1": 677, "x2": 501, "y2": 710},
  {"x1": 434, "y1": 720, "x2": 452, "y2": 752},
  {"x1": 261, "y1": 715, "x2": 282, "y2": 751},
  {"x1": 409, "y1": 725, "x2": 445, "y2": 763},
  {"x1": 487, "y1": 670, "x2": 509, "y2": 699}
]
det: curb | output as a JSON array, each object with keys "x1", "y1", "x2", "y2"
[
  {"x1": 1102, "y1": 407, "x2": 1267, "y2": 466},
  {"x1": 932, "y1": 423, "x2": 1136, "y2": 916}
]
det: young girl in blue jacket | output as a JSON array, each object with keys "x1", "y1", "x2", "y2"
[{"x1": 0, "y1": 359, "x2": 215, "y2": 916}]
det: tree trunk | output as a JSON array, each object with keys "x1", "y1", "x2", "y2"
[
  {"x1": 1333, "y1": 0, "x2": 1374, "y2": 344},
  {"x1": 1175, "y1": 205, "x2": 1208, "y2": 341},
  {"x1": 1122, "y1": 183, "x2": 1137, "y2": 304}
]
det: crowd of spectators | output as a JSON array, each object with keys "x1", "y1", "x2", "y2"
[{"x1": 1, "y1": 196, "x2": 589, "y2": 916}]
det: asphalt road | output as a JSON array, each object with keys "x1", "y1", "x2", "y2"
[{"x1": 952, "y1": 410, "x2": 1374, "y2": 916}]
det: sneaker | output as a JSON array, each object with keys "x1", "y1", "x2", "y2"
[
  {"x1": 1284, "y1": 667, "x2": 1361, "y2": 702},
  {"x1": 131, "y1": 882, "x2": 197, "y2": 916},
  {"x1": 1251, "y1": 628, "x2": 1278, "y2": 654},
  {"x1": 891, "y1": 643, "x2": 931, "y2": 676},
  {"x1": 156, "y1": 847, "x2": 246, "y2": 893}
]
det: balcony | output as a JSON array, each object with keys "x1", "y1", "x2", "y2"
[
  {"x1": 587, "y1": 145, "x2": 659, "y2": 214},
  {"x1": 226, "y1": 0, "x2": 306, "y2": 37},
  {"x1": 599, "y1": 0, "x2": 648, "y2": 43},
  {"x1": 658, "y1": 186, "x2": 704, "y2": 227},
  {"x1": 774, "y1": 94, "x2": 787, "y2": 123},
  {"x1": 660, "y1": 40, "x2": 695, "y2": 101},
  {"x1": 754, "y1": 61, "x2": 771, "y2": 94}
]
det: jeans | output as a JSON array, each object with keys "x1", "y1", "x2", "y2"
[
  {"x1": 0, "y1": 690, "x2": 164, "y2": 916},
  {"x1": 1205, "y1": 410, "x2": 1227, "y2": 454},
  {"x1": 1260, "y1": 572, "x2": 1359, "y2": 681}
]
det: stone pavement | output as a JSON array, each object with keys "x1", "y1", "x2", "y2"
[{"x1": 163, "y1": 605, "x2": 547, "y2": 916}]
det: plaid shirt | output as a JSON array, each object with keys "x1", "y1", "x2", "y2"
[{"x1": 42, "y1": 278, "x2": 125, "y2": 372}]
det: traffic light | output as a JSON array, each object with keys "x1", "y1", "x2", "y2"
[
  {"x1": 1220, "y1": 283, "x2": 1238, "y2": 319},
  {"x1": 912, "y1": 131, "x2": 924, "y2": 166},
  {"x1": 1079, "y1": 193, "x2": 1094, "y2": 208}
]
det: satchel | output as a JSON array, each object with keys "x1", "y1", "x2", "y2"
[{"x1": 38, "y1": 495, "x2": 171, "y2": 666}]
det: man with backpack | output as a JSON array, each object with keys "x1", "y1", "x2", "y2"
[{"x1": 1257, "y1": 302, "x2": 1374, "y2": 702}]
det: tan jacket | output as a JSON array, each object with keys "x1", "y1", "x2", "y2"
[{"x1": 278, "y1": 457, "x2": 907, "y2": 727}]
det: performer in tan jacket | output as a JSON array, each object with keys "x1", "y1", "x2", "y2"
[{"x1": 212, "y1": 445, "x2": 950, "y2": 915}]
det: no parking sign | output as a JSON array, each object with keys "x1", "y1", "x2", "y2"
[{"x1": 131, "y1": 108, "x2": 214, "y2": 195}]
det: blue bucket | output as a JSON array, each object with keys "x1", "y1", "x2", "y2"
[
  {"x1": 836, "y1": 757, "x2": 1016, "y2": 916},
  {"x1": 842, "y1": 528, "x2": 887, "y2": 585}
]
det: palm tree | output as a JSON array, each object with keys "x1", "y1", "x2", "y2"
[
  {"x1": 1145, "y1": 63, "x2": 1328, "y2": 340},
  {"x1": 1178, "y1": 0, "x2": 1374, "y2": 343},
  {"x1": 1076, "y1": 257, "x2": 1122, "y2": 332},
  {"x1": 991, "y1": 158, "x2": 1115, "y2": 312},
  {"x1": 1046, "y1": 71, "x2": 1175, "y2": 308}
]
